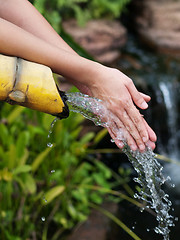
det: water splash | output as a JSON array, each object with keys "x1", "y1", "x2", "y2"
[
  {"x1": 66, "y1": 92, "x2": 174, "y2": 239},
  {"x1": 124, "y1": 145, "x2": 174, "y2": 239},
  {"x1": 47, "y1": 118, "x2": 57, "y2": 148},
  {"x1": 41, "y1": 216, "x2": 46, "y2": 222}
]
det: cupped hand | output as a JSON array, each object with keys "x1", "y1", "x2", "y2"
[{"x1": 82, "y1": 66, "x2": 157, "y2": 151}]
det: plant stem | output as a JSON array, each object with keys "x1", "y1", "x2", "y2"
[{"x1": 89, "y1": 202, "x2": 142, "y2": 240}]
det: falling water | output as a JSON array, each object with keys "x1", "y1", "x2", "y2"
[
  {"x1": 47, "y1": 118, "x2": 57, "y2": 148},
  {"x1": 159, "y1": 81, "x2": 179, "y2": 160},
  {"x1": 66, "y1": 92, "x2": 174, "y2": 239}
]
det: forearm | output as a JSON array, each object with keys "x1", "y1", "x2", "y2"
[
  {"x1": 0, "y1": 1, "x2": 157, "y2": 150},
  {"x1": 0, "y1": 18, "x2": 99, "y2": 86},
  {"x1": 0, "y1": 0, "x2": 76, "y2": 55}
]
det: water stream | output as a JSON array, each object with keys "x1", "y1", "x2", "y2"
[
  {"x1": 66, "y1": 92, "x2": 174, "y2": 239},
  {"x1": 117, "y1": 35, "x2": 180, "y2": 201},
  {"x1": 118, "y1": 36, "x2": 180, "y2": 162}
]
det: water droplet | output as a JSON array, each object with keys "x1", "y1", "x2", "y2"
[
  {"x1": 41, "y1": 216, "x2": 45, "y2": 222},
  {"x1": 42, "y1": 196, "x2": 47, "y2": 203},
  {"x1": 140, "y1": 208, "x2": 144, "y2": 213},
  {"x1": 166, "y1": 176, "x2": 171, "y2": 181},
  {"x1": 51, "y1": 169, "x2": 55, "y2": 173},
  {"x1": 147, "y1": 228, "x2": 150, "y2": 232},
  {"x1": 134, "y1": 194, "x2": 137, "y2": 199},
  {"x1": 47, "y1": 142, "x2": 53, "y2": 148}
]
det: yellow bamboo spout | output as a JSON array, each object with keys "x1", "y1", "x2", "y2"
[{"x1": 0, "y1": 54, "x2": 69, "y2": 119}]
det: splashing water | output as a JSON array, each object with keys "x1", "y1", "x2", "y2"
[{"x1": 66, "y1": 92, "x2": 174, "y2": 239}]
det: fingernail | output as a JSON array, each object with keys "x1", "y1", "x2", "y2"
[
  {"x1": 130, "y1": 144, "x2": 137, "y2": 151},
  {"x1": 139, "y1": 144, "x2": 145, "y2": 151},
  {"x1": 141, "y1": 102, "x2": 148, "y2": 109}
]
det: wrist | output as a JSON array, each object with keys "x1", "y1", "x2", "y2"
[{"x1": 68, "y1": 57, "x2": 103, "y2": 87}]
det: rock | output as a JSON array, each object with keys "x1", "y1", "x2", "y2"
[
  {"x1": 62, "y1": 19, "x2": 127, "y2": 64},
  {"x1": 131, "y1": 0, "x2": 180, "y2": 57}
]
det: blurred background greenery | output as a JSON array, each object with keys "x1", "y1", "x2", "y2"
[
  {"x1": 0, "y1": 1, "x2": 136, "y2": 240},
  {"x1": 1, "y1": 0, "x2": 180, "y2": 239}
]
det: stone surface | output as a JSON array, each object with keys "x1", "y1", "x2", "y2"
[
  {"x1": 63, "y1": 19, "x2": 127, "y2": 64},
  {"x1": 131, "y1": 0, "x2": 180, "y2": 57},
  {"x1": 66, "y1": 202, "x2": 118, "y2": 240}
]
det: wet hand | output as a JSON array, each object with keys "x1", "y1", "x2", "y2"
[{"x1": 86, "y1": 66, "x2": 157, "y2": 151}]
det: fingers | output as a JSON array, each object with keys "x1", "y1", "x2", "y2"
[
  {"x1": 126, "y1": 79, "x2": 149, "y2": 109},
  {"x1": 107, "y1": 127, "x2": 124, "y2": 149},
  {"x1": 146, "y1": 140, "x2": 156, "y2": 150},
  {"x1": 109, "y1": 91, "x2": 148, "y2": 151},
  {"x1": 88, "y1": 67, "x2": 156, "y2": 152},
  {"x1": 107, "y1": 111, "x2": 157, "y2": 152},
  {"x1": 142, "y1": 118, "x2": 157, "y2": 143},
  {"x1": 119, "y1": 109, "x2": 147, "y2": 151},
  {"x1": 140, "y1": 92, "x2": 151, "y2": 102},
  {"x1": 118, "y1": 80, "x2": 156, "y2": 151},
  {"x1": 111, "y1": 100, "x2": 156, "y2": 151},
  {"x1": 107, "y1": 119, "x2": 138, "y2": 151}
]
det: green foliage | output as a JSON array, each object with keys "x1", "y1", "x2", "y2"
[
  {"x1": 0, "y1": 102, "x2": 131, "y2": 239},
  {"x1": 30, "y1": 0, "x2": 131, "y2": 31}
]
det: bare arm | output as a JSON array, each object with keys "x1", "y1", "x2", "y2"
[
  {"x1": 0, "y1": 1, "x2": 157, "y2": 151},
  {"x1": 0, "y1": 17, "x2": 99, "y2": 85},
  {"x1": 0, "y1": 0, "x2": 76, "y2": 54},
  {"x1": 0, "y1": 0, "x2": 92, "y2": 94}
]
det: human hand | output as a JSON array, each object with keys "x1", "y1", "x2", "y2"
[{"x1": 81, "y1": 65, "x2": 157, "y2": 151}]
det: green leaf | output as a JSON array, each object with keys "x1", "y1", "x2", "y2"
[
  {"x1": 0, "y1": 168, "x2": 13, "y2": 182},
  {"x1": 67, "y1": 203, "x2": 77, "y2": 219},
  {"x1": 90, "y1": 192, "x2": 103, "y2": 204},
  {"x1": 31, "y1": 147, "x2": 53, "y2": 172},
  {"x1": 13, "y1": 165, "x2": 32, "y2": 175},
  {"x1": 71, "y1": 126, "x2": 82, "y2": 139},
  {"x1": 7, "y1": 144, "x2": 17, "y2": 169},
  {"x1": 94, "y1": 128, "x2": 108, "y2": 144},
  {"x1": 0, "y1": 145, "x2": 6, "y2": 162},
  {"x1": 92, "y1": 172, "x2": 110, "y2": 188},
  {"x1": 76, "y1": 212, "x2": 87, "y2": 222},
  {"x1": 7, "y1": 106, "x2": 24, "y2": 124},
  {"x1": 80, "y1": 132, "x2": 95, "y2": 144},
  {"x1": 16, "y1": 131, "x2": 30, "y2": 158},
  {"x1": 4, "y1": 229, "x2": 22, "y2": 240},
  {"x1": 43, "y1": 185, "x2": 65, "y2": 204},
  {"x1": 94, "y1": 161, "x2": 112, "y2": 179},
  {"x1": 0, "y1": 123, "x2": 9, "y2": 147},
  {"x1": 19, "y1": 148, "x2": 29, "y2": 166},
  {"x1": 72, "y1": 188, "x2": 88, "y2": 204},
  {"x1": 21, "y1": 173, "x2": 36, "y2": 194}
]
